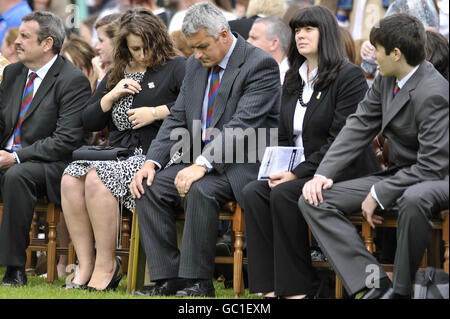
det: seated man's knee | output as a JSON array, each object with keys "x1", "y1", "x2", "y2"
[
  {"x1": 186, "y1": 182, "x2": 209, "y2": 200},
  {"x1": 1, "y1": 164, "x2": 27, "y2": 187},
  {"x1": 397, "y1": 188, "x2": 431, "y2": 221}
]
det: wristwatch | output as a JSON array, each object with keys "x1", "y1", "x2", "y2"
[
  {"x1": 151, "y1": 107, "x2": 159, "y2": 120},
  {"x1": 12, "y1": 152, "x2": 19, "y2": 164},
  {"x1": 195, "y1": 156, "x2": 212, "y2": 173}
]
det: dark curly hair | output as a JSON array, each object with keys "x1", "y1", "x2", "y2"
[{"x1": 107, "y1": 7, "x2": 178, "y2": 90}]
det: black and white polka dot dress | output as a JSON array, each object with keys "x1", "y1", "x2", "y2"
[{"x1": 64, "y1": 72, "x2": 146, "y2": 211}]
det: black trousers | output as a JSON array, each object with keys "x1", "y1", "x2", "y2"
[
  {"x1": 242, "y1": 178, "x2": 318, "y2": 296},
  {"x1": 0, "y1": 163, "x2": 47, "y2": 267}
]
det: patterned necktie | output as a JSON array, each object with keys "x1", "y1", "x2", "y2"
[
  {"x1": 205, "y1": 65, "x2": 222, "y2": 145},
  {"x1": 12, "y1": 72, "x2": 38, "y2": 151},
  {"x1": 393, "y1": 83, "x2": 399, "y2": 98}
]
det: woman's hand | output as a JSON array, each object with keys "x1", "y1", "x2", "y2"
[
  {"x1": 268, "y1": 171, "x2": 297, "y2": 189},
  {"x1": 100, "y1": 78, "x2": 142, "y2": 112},
  {"x1": 109, "y1": 78, "x2": 142, "y2": 101},
  {"x1": 360, "y1": 40, "x2": 375, "y2": 60},
  {"x1": 127, "y1": 107, "x2": 155, "y2": 129}
]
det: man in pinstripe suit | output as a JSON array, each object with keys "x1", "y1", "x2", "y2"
[{"x1": 129, "y1": 2, "x2": 280, "y2": 297}]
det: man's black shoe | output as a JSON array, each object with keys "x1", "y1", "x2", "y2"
[
  {"x1": 361, "y1": 283, "x2": 393, "y2": 299},
  {"x1": 1, "y1": 266, "x2": 27, "y2": 286},
  {"x1": 175, "y1": 279, "x2": 216, "y2": 297},
  {"x1": 360, "y1": 277, "x2": 392, "y2": 299},
  {"x1": 380, "y1": 288, "x2": 410, "y2": 299},
  {"x1": 133, "y1": 278, "x2": 192, "y2": 296}
]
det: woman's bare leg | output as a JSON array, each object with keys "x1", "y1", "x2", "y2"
[
  {"x1": 61, "y1": 174, "x2": 95, "y2": 285},
  {"x1": 84, "y1": 169, "x2": 120, "y2": 290}
]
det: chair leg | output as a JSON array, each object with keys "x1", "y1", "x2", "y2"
[
  {"x1": 362, "y1": 221, "x2": 375, "y2": 254},
  {"x1": 335, "y1": 276, "x2": 344, "y2": 299},
  {"x1": 232, "y1": 204, "x2": 245, "y2": 298},
  {"x1": 26, "y1": 211, "x2": 39, "y2": 270},
  {"x1": 68, "y1": 242, "x2": 76, "y2": 267},
  {"x1": 121, "y1": 214, "x2": 130, "y2": 274},
  {"x1": 46, "y1": 204, "x2": 60, "y2": 283},
  {"x1": 127, "y1": 211, "x2": 146, "y2": 293},
  {"x1": 442, "y1": 210, "x2": 449, "y2": 274},
  {"x1": 429, "y1": 230, "x2": 441, "y2": 268}
]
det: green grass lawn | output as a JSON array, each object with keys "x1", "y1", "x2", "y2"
[{"x1": 0, "y1": 266, "x2": 259, "y2": 299}]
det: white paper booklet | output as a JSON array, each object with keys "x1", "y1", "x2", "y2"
[{"x1": 257, "y1": 146, "x2": 304, "y2": 180}]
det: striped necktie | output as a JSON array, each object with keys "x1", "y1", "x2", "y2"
[
  {"x1": 205, "y1": 65, "x2": 221, "y2": 145},
  {"x1": 393, "y1": 83, "x2": 399, "y2": 98},
  {"x1": 12, "y1": 72, "x2": 38, "y2": 151}
]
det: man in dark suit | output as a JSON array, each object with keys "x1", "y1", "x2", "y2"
[
  {"x1": 0, "y1": 11, "x2": 91, "y2": 286},
  {"x1": 299, "y1": 13, "x2": 449, "y2": 299},
  {"x1": 130, "y1": 2, "x2": 280, "y2": 297}
]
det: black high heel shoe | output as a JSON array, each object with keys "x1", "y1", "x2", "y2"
[
  {"x1": 62, "y1": 275, "x2": 92, "y2": 290},
  {"x1": 86, "y1": 257, "x2": 122, "y2": 292}
]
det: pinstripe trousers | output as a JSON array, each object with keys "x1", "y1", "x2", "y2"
[{"x1": 135, "y1": 163, "x2": 234, "y2": 281}]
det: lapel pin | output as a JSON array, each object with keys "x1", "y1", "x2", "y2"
[
  {"x1": 316, "y1": 92, "x2": 322, "y2": 100},
  {"x1": 148, "y1": 82, "x2": 155, "y2": 89}
]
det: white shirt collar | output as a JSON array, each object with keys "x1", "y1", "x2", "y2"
[
  {"x1": 299, "y1": 60, "x2": 318, "y2": 86},
  {"x1": 397, "y1": 64, "x2": 420, "y2": 89},
  {"x1": 217, "y1": 34, "x2": 237, "y2": 71},
  {"x1": 279, "y1": 57, "x2": 289, "y2": 70},
  {"x1": 28, "y1": 54, "x2": 58, "y2": 80}
]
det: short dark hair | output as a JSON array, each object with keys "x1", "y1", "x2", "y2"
[
  {"x1": 22, "y1": 10, "x2": 66, "y2": 54},
  {"x1": 285, "y1": 5, "x2": 346, "y2": 93},
  {"x1": 370, "y1": 13, "x2": 426, "y2": 67}
]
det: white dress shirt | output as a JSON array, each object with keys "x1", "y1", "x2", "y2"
[{"x1": 279, "y1": 57, "x2": 289, "y2": 85}]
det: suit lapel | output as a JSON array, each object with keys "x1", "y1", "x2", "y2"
[
  {"x1": 208, "y1": 35, "x2": 245, "y2": 129},
  {"x1": 22, "y1": 56, "x2": 63, "y2": 122},
  {"x1": 9, "y1": 66, "x2": 28, "y2": 128},
  {"x1": 284, "y1": 93, "x2": 297, "y2": 141},
  {"x1": 381, "y1": 62, "x2": 427, "y2": 131},
  {"x1": 191, "y1": 65, "x2": 209, "y2": 122},
  {"x1": 302, "y1": 88, "x2": 327, "y2": 133}
]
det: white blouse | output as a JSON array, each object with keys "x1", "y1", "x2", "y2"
[{"x1": 293, "y1": 61, "x2": 317, "y2": 161}]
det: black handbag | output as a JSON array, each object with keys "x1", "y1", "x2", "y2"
[
  {"x1": 72, "y1": 145, "x2": 133, "y2": 161},
  {"x1": 414, "y1": 267, "x2": 449, "y2": 299}
]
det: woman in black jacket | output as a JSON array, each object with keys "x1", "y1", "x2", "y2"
[
  {"x1": 242, "y1": 5, "x2": 379, "y2": 299},
  {"x1": 61, "y1": 8, "x2": 185, "y2": 291}
]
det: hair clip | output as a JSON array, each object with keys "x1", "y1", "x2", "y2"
[{"x1": 316, "y1": 92, "x2": 321, "y2": 99}]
